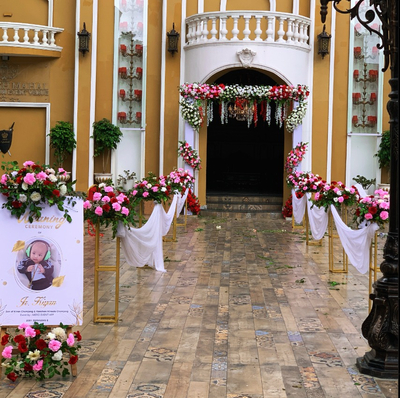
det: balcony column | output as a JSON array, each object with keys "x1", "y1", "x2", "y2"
[
  {"x1": 254, "y1": 15, "x2": 262, "y2": 41},
  {"x1": 209, "y1": 17, "x2": 217, "y2": 42},
  {"x1": 277, "y1": 17, "x2": 286, "y2": 43},
  {"x1": 243, "y1": 15, "x2": 251, "y2": 41},
  {"x1": 13, "y1": 28, "x2": 19, "y2": 43},
  {"x1": 231, "y1": 14, "x2": 239, "y2": 41},
  {"x1": 265, "y1": 16, "x2": 275, "y2": 42}
]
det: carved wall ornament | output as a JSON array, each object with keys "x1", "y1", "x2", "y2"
[
  {"x1": 0, "y1": 64, "x2": 20, "y2": 82},
  {"x1": 237, "y1": 48, "x2": 256, "y2": 68}
]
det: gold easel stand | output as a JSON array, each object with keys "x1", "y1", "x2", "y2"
[
  {"x1": 305, "y1": 207, "x2": 323, "y2": 246},
  {"x1": 176, "y1": 197, "x2": 188, "y2": 228},
  {"x1": 0, "y1": 325, "x2": 77, "y2": 378},
  {"x1": 368, "y1": 231, "x2": 379, "y2": 312},
  {"x1": 163, "y1": 199, "x2": 178, "y2": 242},
  {"x1": 292, "y1": 214, "x2": 305, "y2": 230},
  {"x1": 328, "y1": 207, "x2": 348, "y2": 273},
  {"x1": 93, "y1": 222, "x2": 120, "y2": 323}
]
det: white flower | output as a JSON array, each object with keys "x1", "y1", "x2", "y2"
[
  {"x1": 59, "y1": 184, "x2": 67, "y2": 196},
  {"x1": 28, "y1": 350, "x2": 41, "y2": 360},
  {"x1": 30, "y1": 192, "x2": 41, "y2": 202},
  {"x1": 22, "y1": 182, "x2": 29, "y2": 190},
  {"x1": 51, "y1": 327, "x2": 66, "y2": 340},
  {"x1": 11, "y1": 171, "x2": 18, "y2": 177},
  {"x1": 47, "y1": 168, "x2": 55, "y2": 174},
  {"x1": 333, "y1": 197, "x2": 338, "y2": 202},
  {"x1": 216, "y1": 225, "x2": 221, "y2": 230},
  {"x1": 99, "y1": 183, "x2": 105, "y2": 188},
  {"x1": 161, "y1": 187, "x2": 167, "y2": 192},
  {"x1": 146, "y1": 183, "x2": 152, "y2": 189},
  {"x1": 19, "y1": 194, "x2": 27, "y2": 203},
  {"x1": 47, "y1": 332, "x2": 56, "y2": 340},
  {"x1": 52, "y1": 350, "x2": 63, "y2": 361},
  {"x1": 48, "y1": 174, "x2": 58, "y2": 183}
]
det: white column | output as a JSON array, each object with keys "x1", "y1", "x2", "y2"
[
  {"x1": 72, "y1": 0, "x2": 80, "y2": 183},
  {"x1": 159, "y1": 0, "x2": 167, "y2": 176}
]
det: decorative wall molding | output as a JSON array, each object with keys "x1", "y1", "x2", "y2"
[{"x1": 237, "y1": 48, "x2": 256, "y2": 68}]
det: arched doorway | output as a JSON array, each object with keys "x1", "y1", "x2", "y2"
[{"x1": 206, "y1": 69, "x2": 284, "y2": 195}]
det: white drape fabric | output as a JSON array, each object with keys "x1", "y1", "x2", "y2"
[
  {"x1": 176, "y1": 189, "x2": 189, "y2": 219},
  {"x1": 354, "y1": 183, "x2": 368, "y2": 198},
  {"x1": 306, "y1": 193, "x2": 329, "y2": 240},
  {"x1": 116, "y1": 194, "x2": 179, "y2": 272},
  {"x1": 330, "y1": 205, "x2": 379, "y2": 274},
  {"x1": 291, "y1": 189, "x2": 307, "y2": 224}
]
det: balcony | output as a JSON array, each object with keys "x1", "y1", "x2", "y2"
[
  {"x1": 0, "y1": 22, "x2": 64, "y2": 58},
  {"x1": 185, "y1": 11, "x2": 311, "y2": 49}
]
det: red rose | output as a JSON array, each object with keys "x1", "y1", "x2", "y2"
[
  {"x1": 35, "y1": 329, "x2": 41, "y2": 335},
  {"x1": 343, "y1": 195, "x2": 349, "y2": 200},
  {"x1": 18, "y1": 341, "x2": 28, "y2": 353},
  {"x1": 32, "y1": 164, "x2": 41, "y2": 170},
  {"x1": 52, "y1": 189, "x2": 60, "y2": 197},
  {"x1": 102, "y1": 204, "x2": 111, "y2": 212},
  {"x1": 14, "y1": 334, "x2": 25, "y2": 344},
  {"x1": 35, "y1": 339, "x2": 47, "y2": 350},
  {"x1": 7, "y1": 372, "x2": 18, "y2": 382},
  {"x1": 43, "y1": 180, "x2": 51, "y2": 186},
  {"x1": 74, "y1": 331, "x2": 82, "y2": 341},
  {"x1": 355, "y1": 209, "x2": 360, "y2": 216},
  {"x1": 16, "y1": 176, "x2": 23, "y2": 184},
  {"x1": 2, "y1": 193, "x2": 9, "y2": 197},
  {"x1": 12, "y1": 201, "x2": 22, "y2": 208},
  {"x1": 68, "y1": 355, "x2": 78, "y2": 364},
  {"x1": 110, "y1": 197, "x2": 118, "y2": 204},
  {"x1": 369, "y1": 206, "x2": 378, "y2": 215},
  {"x1": 1, "y1": 334, "x2": 9, "y2": 345},
  {"x1": 24, "y1": 363, "x2": 33, "y2": 372},
  {"x1": 107, "y1": 192, "x2": 115, "y2": 198}
]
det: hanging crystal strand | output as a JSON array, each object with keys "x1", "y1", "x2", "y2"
[
  {"x1": 221, "y1": 101, "x2": 225, "y2": 124},
  {"x1": 253, "y1": 100, "x2": 258, "y2": 127},
  {"x1": 224, "y1": 102, "x2": 229, "y2": 124},
  {"x1": 275, "y1": 103, "x2": 280, "y2": 126},
  {"x1": 207, "y1": 101, "x2": 213, "y2": 126},
  {"x1": 266, "y1": 101, "x2": 271, "y2": 125}
]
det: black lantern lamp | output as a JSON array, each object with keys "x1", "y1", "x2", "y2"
[
  {"x1": 319, "y1": 0, "x2": 398, "y2": 380},
  {"x1": 77, "y1": 22, "x2": 91, "y2": 56},
  {"x1": 317, "y1": 24, "x2": 331, "y2": 58},
  {"x1": 167, "y1": 23, "x2": 179, "y2": 55}
]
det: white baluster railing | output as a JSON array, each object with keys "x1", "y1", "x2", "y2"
[
  {"x1": 0, "y1": 22, "x2": 63, "y2": 51},
  {"x1": 185, "y1": 11, "x2": 311, "y2": 49}
]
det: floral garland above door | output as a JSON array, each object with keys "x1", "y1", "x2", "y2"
[{"x1": 179, "y1": 83, "x2": 309, "y2": 133}]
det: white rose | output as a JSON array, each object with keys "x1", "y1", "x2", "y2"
[
  {"x1": 51, "y1": 327, "x2": 66, "y2": 340},
  {"x1": 47, "y1": 332, "x2": 56, "y2": 340},
  {"x1": 52, "y1": 350, "x2": 63, "y2": 361},
  {"x1": 146, "y1": 184, "x2": 152, "y2": 189},
  {"x1": 47, "y1": 168, "x2": 55, "y2": 174},
  {"x1": 28, "y1": 350, "x2": 41, "y2": 361},
  {"x1": 333, "y1": 197, "x2": 338, "y2": 202},
  {"x1": 30, "y1": 192, "x2": 41, "y2": 202},
  {"x1": 19, "y1": 194, "x2": 27, "y2": 203},
  {"x1": 49, "y1": 174, "x2": 58, "y2": 183},
  {"x1": 59, "y1": 184, "x2": 67, "y2": 196},
  {"x1": 161, "y1": 187, "x2": 167, "y2": 192},
  {"x1": 99, "y1": 183, "x2": 105, "y2": 189},
  {"x1": 22, "y1": 182, "x2": 29, "y2": 190}
]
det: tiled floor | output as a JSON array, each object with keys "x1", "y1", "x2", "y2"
[{"x1": 1, "y1": 214, "x2": 398, "y2": 397}]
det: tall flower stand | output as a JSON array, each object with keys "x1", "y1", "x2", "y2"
[
  {"x1": 292, "y1": 214, "x2": 305, "y2": 230},
  {"x1": 328, "y1": 209, "x2": 348, "y2": 273},
  {"x1": 176, "y1": 197, "x2": 188, "y2": 229},
  {"x1": 163, "y1": 200, "x2": 178, "y2": 242},
  {"x1": 93, "y1": 223, "x2": 120, "y2": 323},
  {"x1": 305, "y1": 207, "x2": 323, "y2": 246},
  {"x1": 368, "y1": 231, "x2": 379, "y2": 312}
]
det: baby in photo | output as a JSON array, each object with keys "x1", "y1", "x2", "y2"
[{"x1": 17, "y1": 240, "x2": 54, "y2": 290}]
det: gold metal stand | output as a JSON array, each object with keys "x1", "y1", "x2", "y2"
[
  {"x1": 139, "y1": 201, "x2": 144, "y2": 227},
  {"x1": 292, "y1": 214, "x2": 305, "y2": 229},
  {"x1": 176, "y1": 197, "x2": 188, "y2": 228},
  {"x1": 328, "y1": 209, "x2": 348, "y2": 273},
  {"x1": 93, "y1": 223, "x2": 120, "y2": 323},
  {"x1": 305, "y1": 207, "x2": 323, "y2": 246},
  {"x1": 368, "y1": 231, "x2": 379, "y2": 312},
  {"x1": 163, "y1": 199, "x2": 178, "y2": 242},
  {"x1": 0, "y1": 326, "x2": 77, "y2": 377}
]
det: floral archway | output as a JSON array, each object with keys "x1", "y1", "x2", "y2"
[{"x1": 179, "y1": 83, "x2": 310, "y2": 133}]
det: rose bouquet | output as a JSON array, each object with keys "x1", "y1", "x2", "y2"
[
  {"x1": 296, "y1": 172, "x2": 323, "y2": 193},
  {"x1": 311, "y1": 181, "x2": 360, "y2": 211},
  {"x1": 83, "y1": 183, "x2": 136, "y2": 238},
  {"x1": 177, "y1": 141, "x2": 202, "y2": 171},
  {"x1": 183, "y1": 187, "x2": 200, "y2": 215},
  {"x1": 286, "y1": 171, "x2": 309, "y2": 189},
  {"x1": 284, "y1": 142, "x2": 308, "y2": 173},
  {"x1": 282, "y1": 195, "x2": 293, "y2": 219},
  {"x1": 354, "y1": 189, "x2": 390, "y2": 227},
  {"x1": 1, "y1": 322, "x2": 81, "y2": 382},
  {"x1": 167, "y1": 168, "x2": 194, "y2": 192},
  {"x1": 131, "y1": 172, "x2": 172, "y2": 204},
  {"x1": 0, "y1": 161, "x2": 77, "y2": 223}
]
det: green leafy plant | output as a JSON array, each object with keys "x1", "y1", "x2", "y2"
[
  {"x1": 92, "y1": 119, "x2": 123, "y2": 173},
  {"x1": 48, "y1": 121, "x2": 76, "y2": 168},
  {"x1": 353, "y1": 175, "x2": 376, "y2": 190},
  {"x1": 375, "y1": 130, "x2": 390, "y2": 169}
]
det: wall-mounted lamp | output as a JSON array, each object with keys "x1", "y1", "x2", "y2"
[
  {"x1": 167, "y1": 23, "x2": 180, "y2": 55},
  {"x1": 77, "y1": 22, "x2": 91, "y2": 56},
  {"x1": 317, "y1": 24, "x2": 331, "y2": 58}
]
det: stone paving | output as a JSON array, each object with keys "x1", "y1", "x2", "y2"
[{"x1": 0, "y1": 214, "x2": 398, "y2": 397}]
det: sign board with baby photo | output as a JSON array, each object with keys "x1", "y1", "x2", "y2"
[{"x1": 0, "y1": 197, "x2": 84, "y2": 326}]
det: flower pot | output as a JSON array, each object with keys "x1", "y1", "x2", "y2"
[
  {"x1": 94, "y1": 173, "x2": 113, "y2": 184},
  {"x1": 58, "y1": 172, "x2": 71, "y2": 182},
  {"x1": 123, "y1": 179, "x2": 135, "y2": 191}
]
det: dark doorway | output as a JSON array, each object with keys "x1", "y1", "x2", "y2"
[{"x1": 206, "y1": 69, "x2": 284, "y2": 195}]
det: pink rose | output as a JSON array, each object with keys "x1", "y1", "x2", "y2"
[
  {"x1": 58, "y1": 167, "x2": 66, "y2": 174},
  {"x1": 93, "y1": 192, "x2": 102, "y2": 201},
  {"x1": 380, "y1": 211, "x2": 389, "y2": 220},
  {"x1": 2, "y1": 345, "x2": 12, "y2": 359},
  {"x1": 18, "y1": 322, "x2": 30, "y2": 329},
  {"x1": 23, "y1": 173, "x2": 36, "y2": 185},
  {"x1": 116, "y1": 194, "x2": 126, "y2": 203},
  {"x1": 121, "y1": 207, "x2": 129, "y2": 216},
  {"x1": 0, "y1": 174, "x2": 7, "y2": 184},
  {"x1": 104, "y1": 186, "x2": 114, "y2": 193},
  {"x1": 152, "y1": 186, "x2": 159, "y2": 192},
  {"x1": 338, "y1": 197, "x2": 344, "y2": 203},
  {"x1": 33, "y1": 360, "x2": 43, "y2": 371},
  {"x1": 23, "y1": 161, "x2": 35, "y2": 167},
  {"x1": 25, "y1": 326, "x2": 36, "y2": 338},
  {"x1": 101, "y1": 196, "x2": 110, "y2": 203},
  {"x1": 66, "y1": 333, "x2": 75, "y2": 347},
  {"x1": 364, "y1": 213, "x2": 373, "y2": 220},
  {"x1": 143, "y1": 192, "x2": 149, "y2": 198},
  {"x1": 132, "y1": 190, "x2": 138, "y2": 196},
  {"x1": 95, "y1": 206, "x2": 103, "y2": 216},
  {"x1": 48, "y1": 340, "x2": 62, "y2": 352},
  {"x1": 83, "y1": 200, "x2": 92, "y2": 209},
  {"x1": 36, "y1": 171, "x2": 48, "y2": 181},
  {"x1": 112, "y1": 202, "x2": 121, "y2": 211},
  {"x1": 379, "y1": 202, "x2": 390, "y2": 210}
]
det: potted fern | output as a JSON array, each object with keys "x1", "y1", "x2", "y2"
[
  {"x1": 48, "y1": 121, "x2": 76, "y2": 181},
  {"x1": 92, "y1": 118, "x2": 123, "y2": 183}
]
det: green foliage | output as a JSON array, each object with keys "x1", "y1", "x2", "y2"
[
  {"x1": 353, "y1": 175, "x2": 376, "y2": 190},
  {"x1": 375, "y1": 130, "x2": 390, "y2": 168},
  {"x1": 92, "y1": 118, "x2": 123, "y2": 157},
  {"x1": 48, "y1": 121, "x2": 76, "y2": 167}
]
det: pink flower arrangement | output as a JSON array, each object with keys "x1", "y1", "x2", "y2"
[
  {"x1": 285, "y1": 142, "x2": 308, "y2": 173},
  {"x1": 354, "y1": 189, "x2": 390, "y2": 227},
  {"x1": 311, "y1": 181, "x2": 360, "y2": 211},
  {"x1": 130, "y1": 172, "x2": 172, "y2": 204},
  {"x1": 177, "y1": 140, "x2": 202, "y2": 171},
  {"x1": 1, "y1": 323, "x2": 81, "y2": 382}
]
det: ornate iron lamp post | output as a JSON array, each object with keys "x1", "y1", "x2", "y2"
[{"x1": 320, "y1": 0, "x2": 398, "y2": 378}]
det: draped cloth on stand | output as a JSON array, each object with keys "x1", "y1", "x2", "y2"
[
  {"x1": 116, "y1": 194, "x2": 179, "y2": 272},
  {"x1": 330, "y1": 204, "x2": 379, "y2": 274},
  {"x1": 176, "y1": 189, "x2": 189, "y2": 219},
  {"x1": 292, "y1": 189, "x2": 307, "y2": 224},
  {"x1": 306, "y1": 193, "x2": 329, "y2": 240}
]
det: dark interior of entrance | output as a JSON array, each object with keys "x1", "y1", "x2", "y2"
[{"x1": 207, "y1": 69, "x2": 284, "y2": 195}]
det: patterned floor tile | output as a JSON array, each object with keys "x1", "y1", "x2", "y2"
[{"x1": 309, "y1": 351, "x2": 343, "y2": 367}]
